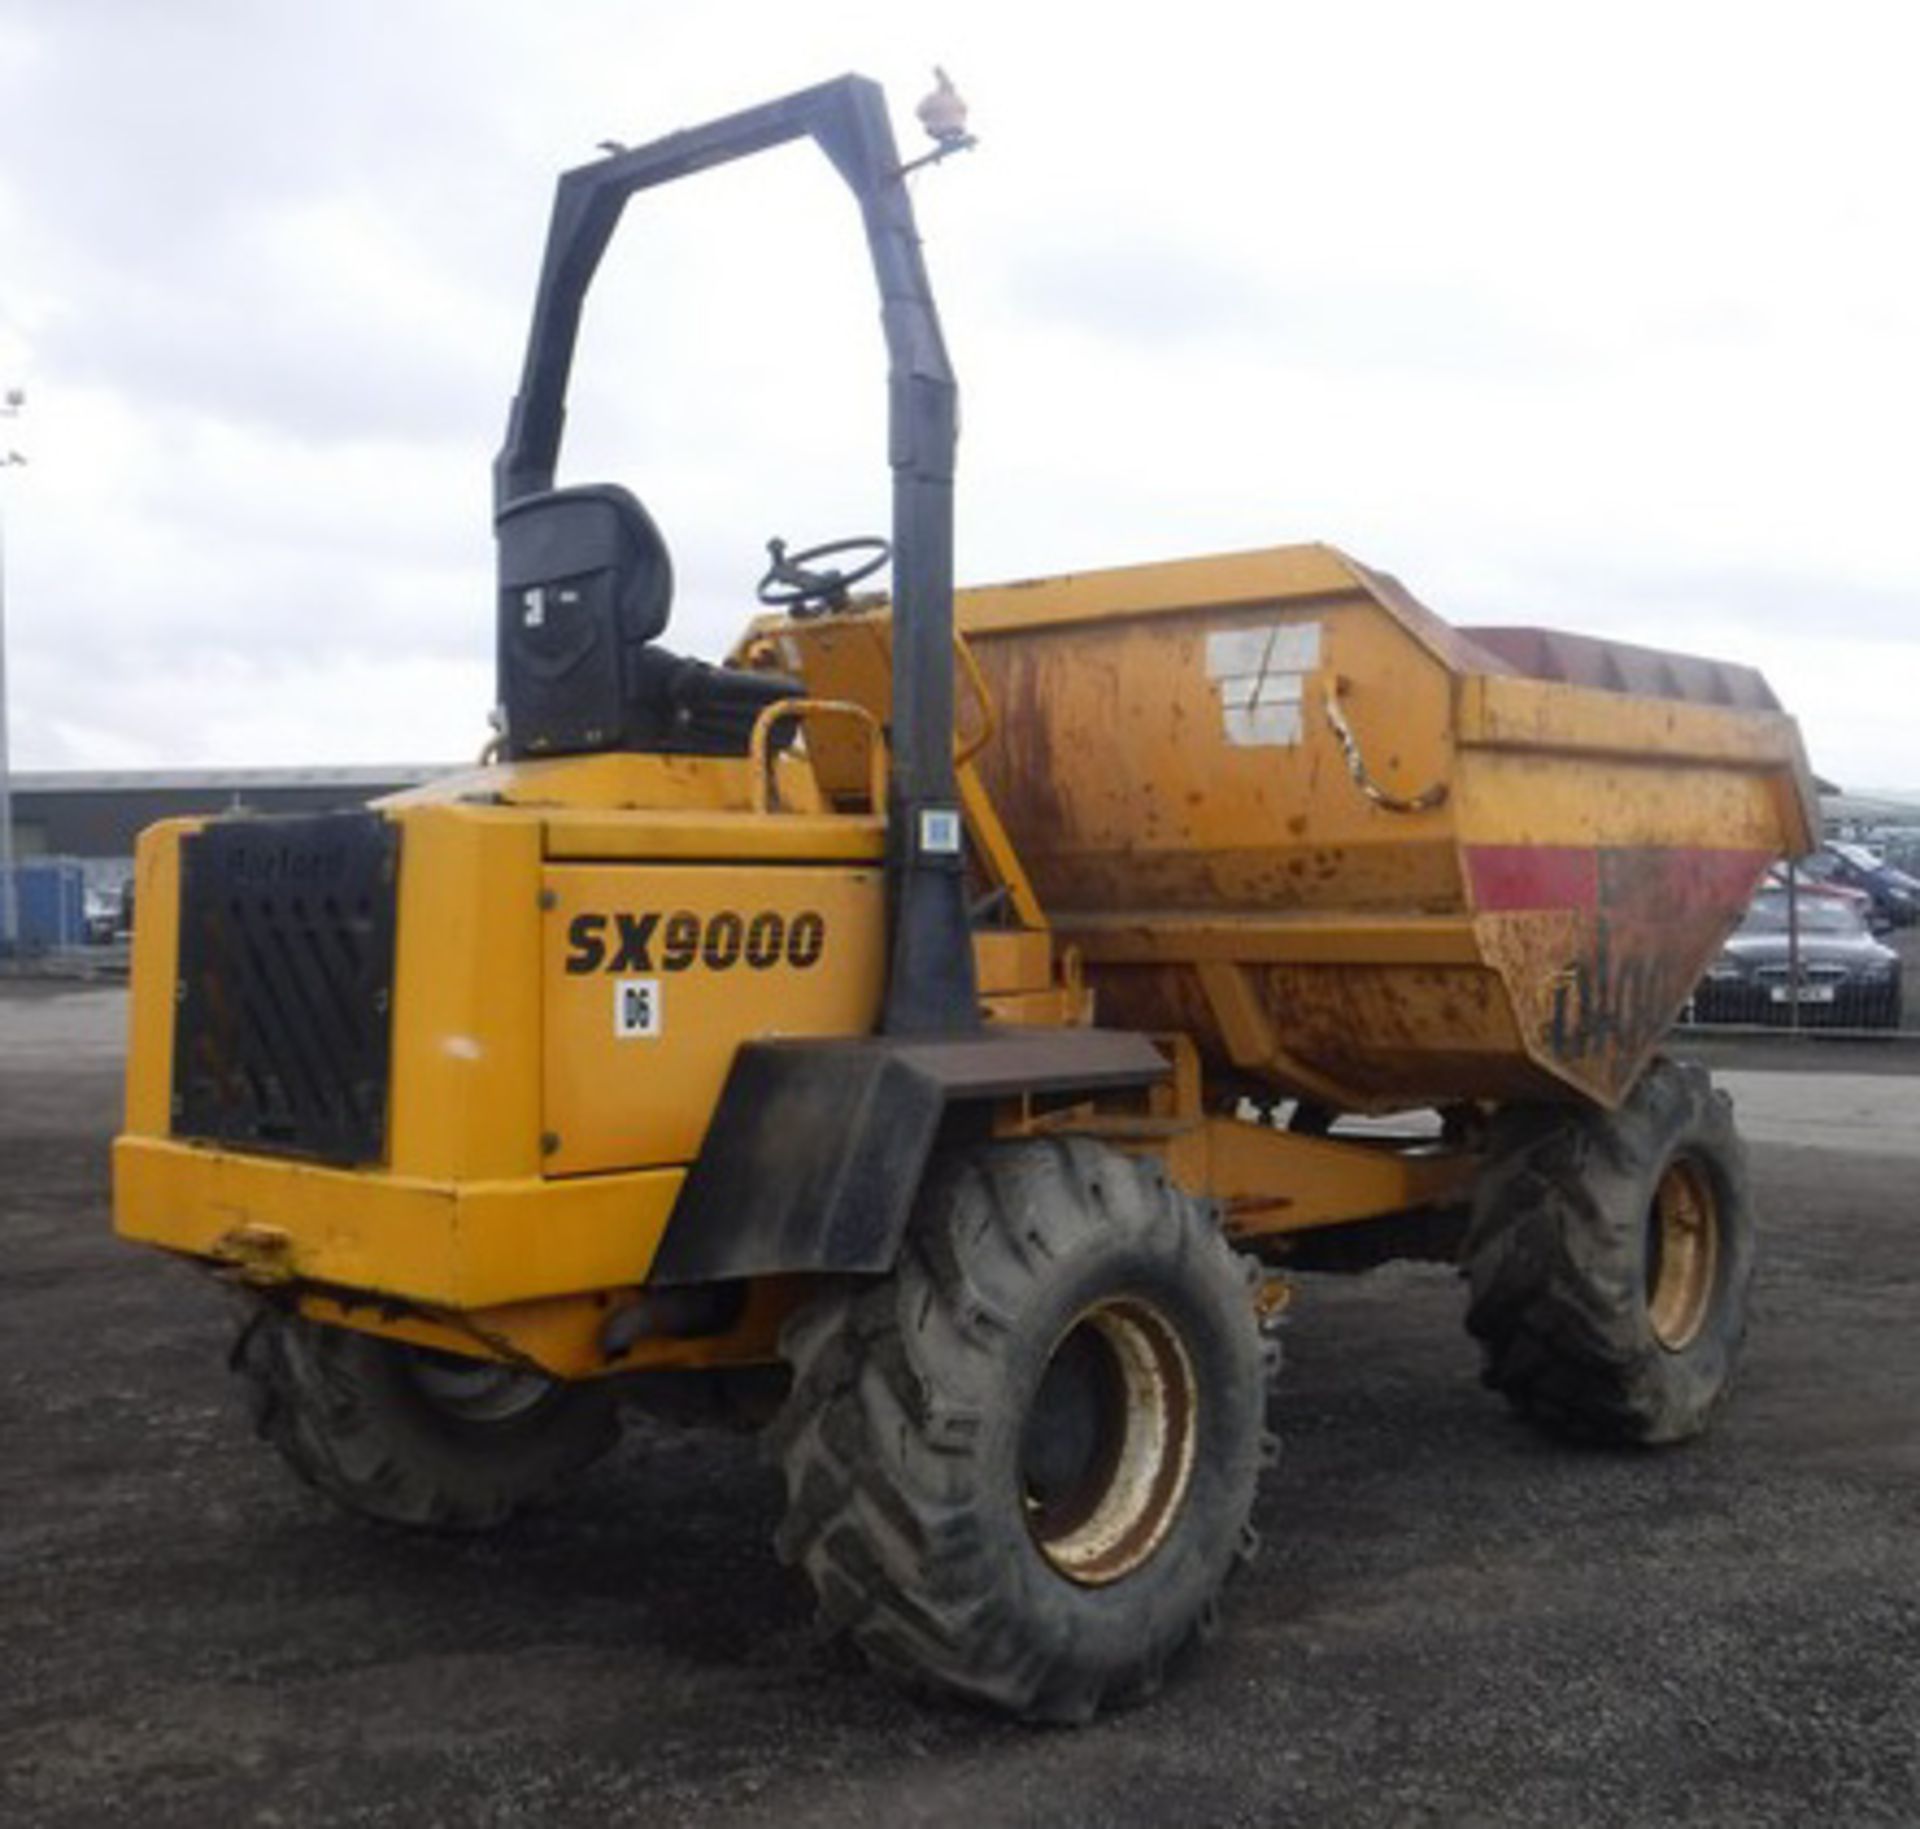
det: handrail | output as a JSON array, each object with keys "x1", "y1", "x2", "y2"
[
  {"x1": 748, "y1": 698, "x2": 887, "y2": 816},
  {"x1": 952, "y1": 635, "x2": 996, "y2": 767}
]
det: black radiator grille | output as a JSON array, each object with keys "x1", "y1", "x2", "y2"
[{"x1": 172, "y1": 813, "x2": 400, "y2": 1166}]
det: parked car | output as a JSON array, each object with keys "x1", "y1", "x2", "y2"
[
  {"x1": 1693, "y1": 885, "x2": 1903, "y2": 1027},
  {"x1": 1880, "y1": 834, "x2": 1920, "y2": 879},
  {"x1": 1802, "y1": 842, "x2": 1920, "y2": 929},
  {"x1": 1764, "y1": 861, "x2": 1874, "y2": 921}
]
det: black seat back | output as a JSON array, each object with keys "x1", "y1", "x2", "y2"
[{"x1": 495, "y1": 484, "x2": 673, "y2": 756}]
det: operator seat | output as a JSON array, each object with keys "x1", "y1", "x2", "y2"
[{"x1": 495, "y1": 483, "x2": 798, "y2": 758}]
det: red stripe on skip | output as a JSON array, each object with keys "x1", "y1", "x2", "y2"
[
  {"x1": 1466, "y1": 845, "x2": 1772, "y2": 915},
  {"x1": 1466, "y1": 845, "x2": 1599, "y2": 911}
]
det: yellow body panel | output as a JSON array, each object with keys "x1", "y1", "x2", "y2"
[
  {"x1": 123, "y1": 820, "x2": 193, "y2": 1136},
  {"x1": 540, "y1": 861, "x2": 884, "y2": 1174},
  {"x1": 954, "y1": 544, "x2": 1383, "y2": 640},
  {"x1": 385, "y1": 807, "x2": 545, "y2": 1180},
  {"x1": 114, "y1": 1133, "x2": 684, "y2": 1306},
  {"x1": 381, "y1": 750, "x2": 830, "y2": 815},
  {"x1": 1175, "y1": 1121, "x2": 1477, "y2": 1237},
  {"x1": 297, "y1": 1277, "x2": 813, "y2": 1381},
  {"x1": 543, "y1": 812, "x2": 884, "y2": 863}
]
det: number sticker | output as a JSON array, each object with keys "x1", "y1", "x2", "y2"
[
  {"x1": 613, "y1": 977, "x2": 662, "y2": 1039},
  {"x1": 919, "y1": 807, "x2": 963, "y2": 856}
]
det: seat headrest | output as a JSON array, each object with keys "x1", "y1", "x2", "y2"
[{"x1": 495, "y1": 483, "x2": 673, "y2": 645}]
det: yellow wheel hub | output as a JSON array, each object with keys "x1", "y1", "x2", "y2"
[
  {"x1": 1646, "y1": 1156, "x2": 1721, "y2": 1352},
  {"x1": 1020, "y1": 1297, "x2": 1199, "y2": 1586}
]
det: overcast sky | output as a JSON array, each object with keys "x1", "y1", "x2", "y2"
[{"x1": 2, "y1": 0, "x2": 1916, "y2": 786}]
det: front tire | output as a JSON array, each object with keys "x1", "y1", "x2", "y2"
[
  {"x1": 235, "y1": 1308, "x2": 620, "y2": 1530},
  {"x1": 770, "y1": 1139, "x2": 1275, "y2": 1722},
  {"x1": 1463, "y1": 1057, "x2": 1755, "y2": 1445}
]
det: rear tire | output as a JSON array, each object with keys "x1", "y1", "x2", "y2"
[
  {"x1": 1463, "y1": 1057, "x2": 1755, "y2": 1445},
  {"x1": 769, "y1": 1138, "x2": 1276, "y2": 1722},
  {"x1": 235, "y1": 1308, "x2": 619, "y2": 1530}
]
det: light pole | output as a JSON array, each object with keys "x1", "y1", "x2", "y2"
[{"x1": 0, "y1": 386, "x2": 22, "y2": 958}]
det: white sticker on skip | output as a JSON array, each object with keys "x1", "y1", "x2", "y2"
[
  {"x1": 1223, "y1": 703, "x2": 1304, "y2": 746},
  {"x1": 1206, "y1": 627, "x2": 1273, "y2": 679},
  {"x1": 1206, "y1": 619, "x2": 1322, "y2": 747},
  {"x1": 613, "y1": 978, "x2": 662, "y2": 1039}
]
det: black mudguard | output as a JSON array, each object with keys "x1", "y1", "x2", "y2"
[{"x1": 645, "y1": 1029, "x2": 1168, "y2": 1285}]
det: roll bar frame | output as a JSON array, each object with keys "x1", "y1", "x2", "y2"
[{"x1": 494, "y1": 75, "x2": 976, "y2": 1034}]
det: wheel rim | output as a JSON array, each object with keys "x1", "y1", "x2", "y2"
[
  {"x1": 1645, "y1": 1155, "x2": 1721, "y2": 1352},
  {"x1": 1019, "y1": 1296, "x2": 1199, "y2": 1586},
  {"x1": 405, "y1": 1351, "x2": 555, "y2": 1424}
]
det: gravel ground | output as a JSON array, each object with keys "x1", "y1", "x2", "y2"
[{"x1": 1, "y1": 986, "x2": 1916, "y2": 1827}]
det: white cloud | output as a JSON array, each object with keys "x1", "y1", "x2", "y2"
[{"x1": 0, "y1": 0, "x2": 1916, "y2": 788}]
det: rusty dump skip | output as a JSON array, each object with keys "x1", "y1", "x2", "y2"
[{"x1": 758, "y1": 543, "x2": 1819, "y2": 1112}]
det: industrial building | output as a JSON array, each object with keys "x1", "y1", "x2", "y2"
[
  {"x1": 11, "y1": 766, "x2": 449, "y2": 870},
  {"x1": 5, "y1": 767, "x2": 450, "y2": 948}
]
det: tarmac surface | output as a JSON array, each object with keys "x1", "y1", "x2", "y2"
[{"x1": 1, "y1": 984, "x2": 1915, "y2": 1826}]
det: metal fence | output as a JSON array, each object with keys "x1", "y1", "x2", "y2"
[{"x1": 1677, "y1": 864, "x2": 1916, "y2": 1039}]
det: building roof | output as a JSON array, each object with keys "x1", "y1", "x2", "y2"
[
  {"x1": 1823, "y1": 788, "x2": 1920, "y2": 824},
  {"x1": 12, "y1": 765, "x2": 458, "y2": 795}
]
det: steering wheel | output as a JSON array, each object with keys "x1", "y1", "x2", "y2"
[{"x1": 757, "y1": 535, "x2": 892, "y2": 617}]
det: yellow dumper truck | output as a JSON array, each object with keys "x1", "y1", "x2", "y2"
[{"x1": 113, "y1": 76, "x2": 1817, "y2": 1720}]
